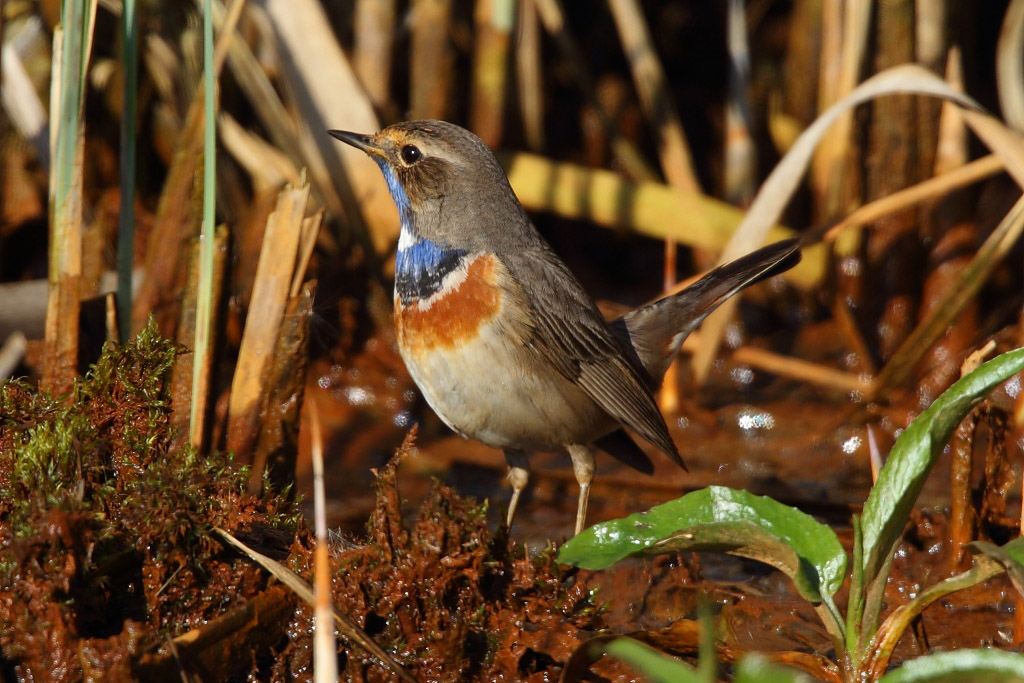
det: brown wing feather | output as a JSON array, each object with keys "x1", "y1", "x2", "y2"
[{"x1": 510, "y1": 247, "x2": 684, "y2": 467}]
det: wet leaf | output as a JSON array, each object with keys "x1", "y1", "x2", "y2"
[
  {"x1": 867, "y1": 546, "x2": 1014, "y2": 678},
  {"x1": 876, "y1": 649, "x2": 1024, "y2": 683},
  {"x1": 860, "y1": 349, "x2": 1024, "y2": 609},
  {"x1": 733, "y1": 654, "x2": 814, "y2": 683},
  {"x1": 603, "y1": 637, "x2": 701, "y2": 683},
  {"x1": 557, "y1": 486, "x2": 846, "y2": 603}
]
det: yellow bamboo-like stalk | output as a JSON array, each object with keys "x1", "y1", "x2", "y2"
[{"x1": 503, "y1": 151, "x2": 824, "y2": 289}]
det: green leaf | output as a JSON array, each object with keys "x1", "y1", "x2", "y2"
[
  {"x1": 733, "y1": 654, "x2": 813, "y2": 683},
  {"x1": 557, "y1": 486, "x2": 846, "y2": 603},
  {"x1": 859, "y1": 349, "x2": 1024, "y2": 627},
  {"x1": 603, "y1": 638, "x2": 700, "y2": 683},
  {"x1": 877, "y1": 649, "x2": 1024, "y2": 683},
  {"x1": 969, "y1": 537, "x2": 1024, "y2": 597}
]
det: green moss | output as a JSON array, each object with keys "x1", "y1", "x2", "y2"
[{"x1": 0, "y1": 318, "x2": 300, "y2": 603}]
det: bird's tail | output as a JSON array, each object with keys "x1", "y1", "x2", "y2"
[{"x1": 611, "y1": 238, "x2": 802, "y2": 385}]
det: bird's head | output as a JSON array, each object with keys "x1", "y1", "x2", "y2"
[{"x1": 329, "y1": 120, "x2": 528, "y2": 252}]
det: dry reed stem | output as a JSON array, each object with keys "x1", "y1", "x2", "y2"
[
  {"x1": 470, "y1": 0, "x2": 515, "y2": 147},
  {"x1": 678, "y1": 334, "x2": 872, "y2": 395},
  {"x1": 188, "y1": 225, "x2": 229, "y2": 451},
  {"x1": 410, "y1": 0, "x2": 453, "y2": 120},
  {"x1": 310, "y1": 399, "x2": 339, "y2": 683},
  {"x1": 606, "y1": 0, "x2": 702, "y2": 414},
  {"x1": 532, "y1": 0, "x2": 657, "y2": 182},
  {"x1": 516, "y1": 0, "x2": 545, "y2": 150},
  {"x1": 226, "y1": 181, "x2": 310, "y2": 460},
  {"x1": 998, "y1": 0, "x2": 1024, "y2": 133}
]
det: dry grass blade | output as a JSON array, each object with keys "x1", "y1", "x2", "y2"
[
  {"x1": 690, "y1": 64, "x2": 1021, "y2": 385},
  {"x1": 214, "y1": 529, "x2": 417, "y2": 683},
  {"x1": 502, "y1": 151, "x2": 825, "y2": 289},
  {"x1": 310, "y1": 401, "x2": 339, "y2": 682},
  {"x1": 871, "y1": 193, "x2": 1024, "y2": 396},
  {"x1": 823, "y1": 154, "x2": 1005, "y2": 242},
  {"x1": 256, "y1": 0, "x2": 395, "y2": 255},
  {"x1": 226, "y1": 180, "x2": 310, "y2": 461},
  {"x1": 998, "y1": 0, "x2": 1024, "y2": 133}
]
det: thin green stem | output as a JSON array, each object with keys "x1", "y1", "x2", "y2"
[{"x1": 117, "y1": 0, "x2": 138, "y2": 343}]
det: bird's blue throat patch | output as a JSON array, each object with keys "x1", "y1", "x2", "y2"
[
  {"x1": 395, "y1": 237, "x2": 468, "y2": 304},
  {"x1": 374, "y1": 157, "x2": 469, "y2": 304},
  {"x1": 374, "y1": 158, "x2": 412, "y2": 221}
]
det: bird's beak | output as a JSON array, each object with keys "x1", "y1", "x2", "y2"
[{"x1": 328, "y1": 129, "x2": 385, "y2": 158}]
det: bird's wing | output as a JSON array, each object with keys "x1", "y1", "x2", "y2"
[{"x1": 506, "y1": 247, "x2": 684, "y2": 467}]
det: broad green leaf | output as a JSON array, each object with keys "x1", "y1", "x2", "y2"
[
  {"x1": 557, "y1": 486, "x2": 846, "y2": 603},
  {"x1": 733, "y1": 655, "x2": 813, "y2": 683},
  {"x1": 877, "y1": 649, "x2": 1024, "y2": 683},
  {"x1": 860, "y1": 349, "x2": 1024, "y2": 609},
  {"x1": 604, "y1": 638, "x2": 700, "y2": 683}
]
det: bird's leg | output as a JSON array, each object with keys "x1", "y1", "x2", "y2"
[
  {"x1": 567, "y1": 444, "x2": 596, "y2": 535},
  {"x1": 503, "y1": 449, "x2": 529, "y2": 527}
]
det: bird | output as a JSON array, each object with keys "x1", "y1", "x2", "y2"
[{"x1": 329, "y1": 120, "x2": 801, "y2": 535}]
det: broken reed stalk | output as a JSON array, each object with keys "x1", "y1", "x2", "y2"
[
  {"x1": 132, "y1": 0, "x2": 246, "y2": 335},
  {"x1": 227, "y1": 181, "x2": 311, "y2": 463},
  {"x1": 470, "y1": 0, "x2": 515, "y2": 147},
  {"x1": 43, "y1": 0, "x2": 98, "y2": 395},
  {"x1": 190, "y1": 0, "x2": 218, "y2": 450},
  {"x1": 117, "y1": 0, "x2": 138, "y2": 345}
]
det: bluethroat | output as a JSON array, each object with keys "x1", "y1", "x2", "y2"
[{"x1": 329, "y1": 120, "x2": 800, "y2": 535}]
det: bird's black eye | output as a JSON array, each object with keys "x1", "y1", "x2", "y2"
[{"x1": 400, "y1": 144, "x2": 422, "y2": 164}]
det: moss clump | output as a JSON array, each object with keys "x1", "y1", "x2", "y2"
[{"x1": 0, "y1": 320, "x2": 302, "y2": 680}]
